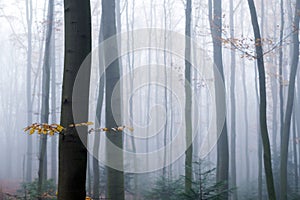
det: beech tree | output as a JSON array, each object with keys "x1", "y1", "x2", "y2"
[
  {"x1": 57, "y1": 0, "x2": 91, "y2": 199},
  {"x1": 209, "y1": 0, "x2": 229, "y2": 198},
  {"x1": 38, "y1": 0, "x2": 54, "y2": 198},
  {"x1": 184, "y1": 0, "x2": 193, "y2": 194},
  {"x1": 280, "y1": 0, "x2": 300, "y2": 199},
  {"x1": 247, "y1": 0, "x2": 276, "y2": 199},
  {"x1": 102, "y1": 0, "x2": 125, "y2": 199}
]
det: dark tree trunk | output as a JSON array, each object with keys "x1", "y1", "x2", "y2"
[
  {"x1": 102, "y1": 0, "x2": 125, "y2": 199},
  {"x1": 247, "y1": 0, "x2": 276, "y2": 199},
  {"x1": 57, "y1": 0, "x2": 91, "y2": 199}
]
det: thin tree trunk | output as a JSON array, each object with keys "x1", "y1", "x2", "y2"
[
  {"x1": 184, "y1": 0, "x2": 193, "y2": 194},
  {"x1": 247, "y1": 0, "x2": 276, "y2": 199},
  {"x1": 279, "y1": 0, "x2": 284, "y2": 153},
  {"x1": 229, "y1": 0, "x2": 237, "y2": 199},
  {"x1": 280, "y1": 1, "x2": 300, "y2": 199},
  {"x1": 209, "y1": 0, "x2": 229, "y2": 198},
  {"x1": 57, "y1": 0, "x2": 91, "y2": 199},
  {"x1": 25, "y1": 0, "x2": 33, "y2": 183},
  {"x1": 50, "y1": 4, "x2": 57, "y2": 183},
  {"x1": 38, "y1": 0, "x2": 54, "y2": 198},
  {"x1": 255, "y1": 62, "x2": 263, "y2": 200},
  {"x1": 292, "y1": 111, "x2": 298, "y2": 190},
  {"x1": 93, "y1": 17, "x2": 104, "y2": 200},
  {"x1": 163, "y1": 0, "x2": 168, "y2": 180},
  {"x1": 242, "y1": 58, "x2": 250, "y2": 186},
  {"x1": 125, "y1": 1, "x2": 137, "y2": 196},
  {"x1": 258, "y1": 1, "x2": 264, "y2": 199}
]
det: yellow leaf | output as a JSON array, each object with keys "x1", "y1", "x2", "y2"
[
  {"x1": 86, "y1": 122, "x2": 94, "y2": 125},
  {"x1": 38, "y1": 128, "x2": 42, "y2": 134},
  {"x1": 29, "y1": 128, "x2": 35, "y2": 135},
  {"x1": 49, "y1": 130, "x2": 55, "y2": 136},
  {"x1": 103, "y1": 128, "x2": 109, "y2": 132},
  {"x1": 42, "y1": 129, "x2": 47, "y2": 135},
  {"x1": 57, "y1": 125, "x2": 64, "y2": 132}
]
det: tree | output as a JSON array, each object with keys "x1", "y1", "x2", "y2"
[
  {"x1": 93, "y1": 17, "x2": 104, "y2": 199},
  {"x1": 50, "y1": 1, "x2": 57, "y2": 184},
  {"x1": 229, "y1": 0, "x2": 237, "y2": 199},
  {"x1": 25, "y1": 0, "x2": 33, "y2": 183},
  {"x1": 57, "y1": 0, "x2": 91, "y2": 199},
  {"x1": 279, "y1": 0, "x2": 284, "y2": 145},
  {"x1": 247, "y1": 0, "x2": 276, "y2": 199},
  {"x1": 184, "y1": 0, "x2": 193, "y2": 194},
  {"x1": 280, "y1": 0, "x2": 300, "y2": 199},
  {"x1": 102, "y1": 0, "x2": 125, "y2": 199},
  {"x1": 208, "y1": 0, "x2": 229, "y2": 198},
  {"x1": 38, "y1": 0, "x2": 54, "y2": 198}
]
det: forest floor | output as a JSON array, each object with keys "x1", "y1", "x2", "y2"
[{"x1": 0, "y1": 180, "x2": 20, "y2": 199}]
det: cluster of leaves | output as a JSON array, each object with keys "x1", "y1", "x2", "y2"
[
  {"x1": 24, "y1": 123, "x2": 65, "y2": 136},
  {"x1": 17, "y1": 179, "x2": 56, "y2": 200},
  {"x1": 24, "y1": 122, "x2": 134, "y2": 136},
  {"x1": 221, "y1": 37, "x2": 275, "y2": 60},
  {"x1": 145, "y1": 161, "x2": 231, "y2": 200}
]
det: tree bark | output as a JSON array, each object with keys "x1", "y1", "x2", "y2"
[
  {"x1": 50, "y1": 2, "x2": 57, "y2": 183},
  {"x1": 38, "y1": 0, "x2": 54, "y2": 198},
  {"x1": 209, "y1": 0, "x2": 229, "y2": 198},
  {"x1": 57, "y1": 0, "x2": 91, "y2": 199},
  {"x1": 25, "y1": 0, "x2": 33, "y2": 183},
  {"x1": 229, "y1": 1, "x2": 237, "y2": 199},
  {"x1": 184, "y1": 0, "x2": 193, "y2": 194},
  {"x1": 247, "y1": 0, "x2": 276, "y2": 199},
  {"x1": 280, "y1": 0, "x2": 300, "y2": 199},
  {"x1": 93, "y1": 17, "x2": 104, "y2": 199},
  {"x1": 102, "y1": 0, "x2": 125, "y2": 199}
]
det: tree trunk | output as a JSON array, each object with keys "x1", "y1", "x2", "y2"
[
  {"x1": 229, "y1": 0, "x2": 237, "y2": 199},
  {"x1": 38, "y1": 0, "x2": 54, "y2": 198},
  {"x1": 50, "y1": 2, "x2": 57, "y2": 183},
  {"x1": 242, "y1": 57, "x2": 250, "y2": 186},
  {"x1": 292, "y1": 112, "x2": 298, "y2": 190},
  {"x1": 92, "y1": 81, "x2": 104, "y2": 199},
  {"x1": 279, "y1": 0, "x2": 284, "y2": 144},
  {"x1": 280, "y1": 0, "x2": 300, "y2": 199},
  {"x1": 93, "y1": 17, "x2": 104, "y2": 199},
  {"x1": 184, "y1": 0, "x2": 193, "y2": 194},
  {"x1": 258, "y1": 1, "x2": 264, "y2": 199},
  {"x1": 57, "y1": 0, "x2": 91, "y2": 199},
  {"x1": 25, "y1": 0, "x2": 33, "y2": 183},
  {"x1": 102, "y1": 0, "x2": 125, "y2": 199},
  {"x1": 247, "y1": 0, "x2": 276, "y2": 199},
  {"x1": 209, "y1": 0, "x2": 229, "y2": 198}
]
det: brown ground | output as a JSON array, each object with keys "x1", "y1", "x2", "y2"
[{"x1": 0, "y1": 179, "x2": 21, "y2": 199}]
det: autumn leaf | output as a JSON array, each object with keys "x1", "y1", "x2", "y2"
[{"x1": 29, "y1": 128, "x2": 35, "y2": 135}]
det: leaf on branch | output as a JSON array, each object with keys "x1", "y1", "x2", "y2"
[{"x1": 24, "y1": 122, "x2": 131, "y2": 136}]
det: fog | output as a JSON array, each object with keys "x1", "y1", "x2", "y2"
[{"x1": 0, "y1": 0, "x2": 299, "y2": 199}]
